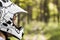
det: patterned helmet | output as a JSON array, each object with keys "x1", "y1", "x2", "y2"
[{"x1": 0, "y1": 0, "x2": 27, "y2": 40}]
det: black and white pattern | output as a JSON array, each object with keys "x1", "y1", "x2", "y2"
[{"x1": 0, "y1": 0, "x2": 27, "y2": 40}]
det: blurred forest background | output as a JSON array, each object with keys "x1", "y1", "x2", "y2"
[{"x1": 10, "y1": 0, "x2": 59, "y2": 40}]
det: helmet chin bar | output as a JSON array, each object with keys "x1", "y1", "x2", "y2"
[
  {"x1": 0, "y1": 0, "x2": 27, "y2": 40},
  {"x1": 0, "y1": 25, "x2": 24, "y2": 40}
]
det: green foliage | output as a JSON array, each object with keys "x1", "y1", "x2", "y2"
[{"x1": 10, "y1": 0, "x2": 59, "y2": 40}]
